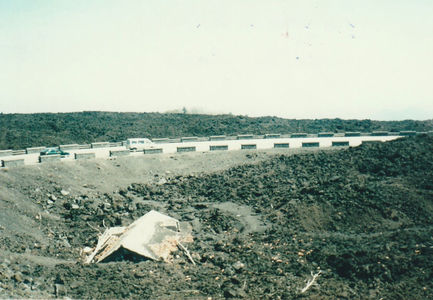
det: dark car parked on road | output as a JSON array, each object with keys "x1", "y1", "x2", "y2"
[{"x1": 40, "y1": 148, "x2": 70, "y2": 156}]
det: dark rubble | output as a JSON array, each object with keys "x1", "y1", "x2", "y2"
[{"x1": 1, "y1": 135, "x2": 432, "y2": 299}]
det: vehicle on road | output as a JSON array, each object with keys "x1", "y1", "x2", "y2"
[
  {"x1": 40, "y1": 148, "x2": 70, "y2": 156},
  {"x1": 125, "y1": 138, "x2": 155, "y2": 151}
]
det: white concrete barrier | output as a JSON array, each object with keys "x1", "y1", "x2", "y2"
[
  {"x1": 109, "y1": 150, "x2": 130, "y2": 157},
  {"x1": 74, "y1": 152, "x2": 96, "y2": 160},
  {"x1": 60, "y1": 144, "x2": 80, "y2": 151},
  {"x1": 144, "y1": 148, "x2": 163, "y2": 154},
  {"x1": 177, "y1": 146, "x2": 196, "y2": 153},
  {"x1": 181, "y1": 137, "x2": 199, "y2": 142},
  {"x1": 1, "y1": 134, "x2": 405, "y2": 167},
  {"x1": 332, "y1": 141, "x2": 349, "y2": 147},
  {"x1": 318, "y1": 132, "x2": 334, "y2": 137},
  {"x1": 302, "y1": 142, "x2": 320, "y2": 148},
  {"x1": 152, "y1": 138, "x2": 169, "y2": 143},
  {"x1": 291, "y1": 133, "x2": 307, "y2": 138},
  {"x1": 12, "y1": 150, "x2": 26, "y2": 155},
  {"x1": 241, "y1": 144, "x2": 257, "y2": 150},
  {"x1": 274, "y1": 143, "x2": 289, "y2": 148},
  {"x1": 39, "y1": 155, "x2": 61, "y2": 163},
  {"x1": 2, "y1": 158, "x2": 24, "y2": 167},
  {"x1": 0, "y1": 150, "x2": 13, "y2": 157},
  {"x1": 209, "y1": 135, "x2": 226, "y2": 141},
  {"x1": 91, "y1": 142, "x2": 110, "y2": 149},
  {"x1": 26, "y1": 147, "x2": 46, "y2": 154},
  {"x1": 237, "y1": 134, "x2": 254, "y2": 140},
  {"x1": 345, "y1": 132, "x2": 361, "y2": 137},
  {"x1": 109, "y1": 142, "x2": 123, "y2": 147},
  {"x1": 210, "y1": 145, "x2": 228, "y2": 151}
]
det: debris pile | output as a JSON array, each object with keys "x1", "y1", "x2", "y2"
[{"x1": 84, "y1": 210, "x2": 193, "y2": 263}]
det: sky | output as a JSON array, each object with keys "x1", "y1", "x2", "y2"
[{"x1": 0, "y1": 0, "x2": 432, "y2": 120}]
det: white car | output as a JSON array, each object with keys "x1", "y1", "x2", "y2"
[{"x1": 125, "y1": 138, "x2": 155, "y2": 151}]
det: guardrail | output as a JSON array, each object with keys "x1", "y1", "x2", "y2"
[
  {"x1": 109, "y1": 142, "x2": 123, "y2": 147},
  {"x1": 75, "y1": 152, "x2": 96, "y2": 160},
  {"x1": 26, "y1": 146, "x2": 46, "y2": 154},
  {"x1": 60, "y1": 144, "x2": 80, "y2": 151},
  {"x1": 237, "y1": 134, "x2": 254, "y2": 140},
  {"x1": 332, "y1": 141, "x2": 349, "y2": 147},
  {"x1": 152, "y1": 138, "x2": 169, "y2": 143},
  {"x1": 0, "y1": 131, "x2": 421, "y2": 168},
  {"x1": 1, "y1": 158, "x2": 24, "y2": 167},
  {"x1": 177, "y1": 146, "x2": 196, "y2": 153},
  {"x1": 318, "y1": 132, "x2": 334, "y2": 137},
  {"x1": 0, "y1": 150, "x2": 13, "y2": 157},
  {"x1": 274, "y1": 143, "x2": 289, "y2": 148},
  {"x1": 344, "y1": 132, "x2": 361, "y2": 137},
  {"x1": 181, "y1": 137, "x2": 198, "y2": 142},
  {"x1": 91, "y1": 142, "x2": 110, "y2": 148},
  {"x1": 144, "y1": 148, "x2": 163, "y2": 154},
  {"x1": 131, "y1": 131, "x2": 428, "y2": 143},
  {"x1": 13, "y1": 150, "x2": 26, "y2": 155},
  {"x1": 109, "y1": 149, "x2": 130, "y2": 157},
  {"x1": 210, "y1": 145, "x2": 228, "y2": 151},
  {"x1": 264, "y1": 134, "x2": 281, "y2": 139},
  {"x1": 39, "y1": 155, "x2": 61, "y2": 163},
  {"x1": 241, "y1": 144, "x2": 257, "y2": 150},
  {"x1": 302, "y1": 142, "x2": 320, "y2": 148},
  {"x1": 291, "y1": 133, "x2": 308, "y2": 138},
  {"x1": 0, "y1": 130, "x2": 427, "y2": 155},
  {"x1": 209, "y1": 135, "x2": 226, "y2": 141}
]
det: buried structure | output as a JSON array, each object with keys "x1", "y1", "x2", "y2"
[{"x1": 84, "y1": 210, "x2": 193, "y2": 263}]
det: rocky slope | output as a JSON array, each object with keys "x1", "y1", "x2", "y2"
[{"x1": 0, "y1": 135, "x2": 432, "y2": 299}]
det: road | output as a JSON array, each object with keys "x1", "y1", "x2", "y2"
[{"x1": 0, "y1": 135, "x2": 401, "y2": 167}]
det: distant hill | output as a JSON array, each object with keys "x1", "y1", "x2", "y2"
[{"x1": 0, "y1": 111, "x2": 432, "y2": 149}]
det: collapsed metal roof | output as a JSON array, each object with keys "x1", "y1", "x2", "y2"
[{"x1": 84, "y1": 210, "x2": 193, "y2": 263}]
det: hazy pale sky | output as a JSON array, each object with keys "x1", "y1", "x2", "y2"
[{"x1": 1, "y1": 0, "x2": 432, "y2": 120}]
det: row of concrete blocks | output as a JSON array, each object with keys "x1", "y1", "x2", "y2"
[
  {"x1": 153, "y1": 133, "x2": 346, "y2": 143},
  {"x1": 39, "y1": 153, "x2": 99, "y2": 162},
  {"x1": 80, "y1": 130, "x2": 422, "y2": 151},
  {"x1": 0, "y1": 140, "x2": 357, "y2": 167},
  {"x1": 108, "y1": 149, "x2": 165, "y2": 157},
  {"x1": 91, "y1": 140, "x2": 352, "y2": 158},
  {"x1": 56, "y1": 130, "x2": 425, "y2": 150},
  {"x1": 59, "y1": 142, "x2": 111, "y2": 151},
  {"x1": 178, "y1": 134, "x2": 283, "y2": 141},
  {"x1": 0, "y1": 150, "x2": 13, "y2": 157},
  {"x1": 158, "y1": 130, "x2": 421, "y2": 143},
  {"x1": 14, "y1": 142, "x2": 112, "y2": 155},
  {"x1": 176, "y1": 141, "x2": 352, "y2": 152},
  {"x1": 60, "y1": 142, "x2": 114, "y2": 150},
  {"x1": 1, "y1": 131, "x2": 424, "y2": 156},
  {"x1": 164, "y1": 133, "x2": 345, "y2": 142},
  {"x1": 178, "y1": 141, "x2": 352, "y2": 152},
  {"x1": 0, "y1": 152, "x2": 97, "y2": 167},
  {"x1": 155, "y1": 134, "x2": 309, "y2": 143}
]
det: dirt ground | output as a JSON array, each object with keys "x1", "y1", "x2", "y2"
[{"x1": 0, "y1": 137, "x2": 432, "y2": 299}]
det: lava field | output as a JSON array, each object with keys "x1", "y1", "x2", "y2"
[{"x1": 0, "y1": 135, "x2": 432, "y2": 299}]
